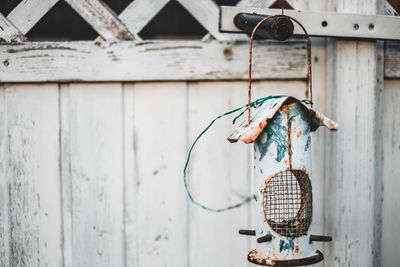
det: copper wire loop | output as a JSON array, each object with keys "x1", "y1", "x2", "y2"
[{"x1": 248, "y1": 15, "x2": 313, "y2": 124}]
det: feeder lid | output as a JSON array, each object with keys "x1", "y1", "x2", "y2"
[{"x1": 228, "y1": 96, "x2": 339, "y2": 144}]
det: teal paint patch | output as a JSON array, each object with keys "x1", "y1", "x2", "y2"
[
  {"x1": 256, "y1": 112, "x2": 287, "y2": 162},
  {"x1": 305, "y1": 136, "x2": 311, "y2": 151},
  {"x1": 279, "y1": 239, "x2": 295, "y2": 253}
]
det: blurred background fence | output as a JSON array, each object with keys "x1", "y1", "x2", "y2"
[{"x1": 1, "y1": 0, "x2": 400, "y2": 267}]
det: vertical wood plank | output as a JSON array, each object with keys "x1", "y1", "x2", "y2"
[
  {"x1": 0, "y1": 84, "x2": 10, "y2": 267},
  {"x1": 61, "y1": 83, "x2": 124, "y2": 267},
  {"x1": 325, "y1": 1, "x2": 384, "y2": 267},
  {"x1": 187, "y1": 81, "x2": 306, "y2": 267},
  {"x1": 187, "y1": 81, "x2": 251, "y2": 267},
  {"x1": 382, "y1": 80, "x2": 400, "y2": 267},
  {"x1": 123, "y1": 82, "x2": 188, "y2": 267},
  {"x1": 4, "y1": 84, "x2": 63, "y2": 267},
  {"x1": 308, "y1": 38, "x2": 327, "y2": 267}
]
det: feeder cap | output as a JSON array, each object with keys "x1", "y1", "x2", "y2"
[{"x1": 228, "y1": 96, "x2": 339, "y2": 144}]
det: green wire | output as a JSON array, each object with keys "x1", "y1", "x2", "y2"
[{"x1": 183, "y1": 95, "x2": 289, "y2": 212}]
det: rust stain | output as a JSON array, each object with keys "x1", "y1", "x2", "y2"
[
  {"x1": 296, "y1": 131, "x2": 302, "y2": 138},
  {"x1": 295, "y1": 245, "x2": 299, "y2": 253},
  {"x1": 314, "y1": 111, "x2": 339, "y2": 130}
]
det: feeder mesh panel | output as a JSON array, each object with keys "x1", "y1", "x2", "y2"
[{"x1": 263, "y1": 170, "x2": 312, "y2": 238}]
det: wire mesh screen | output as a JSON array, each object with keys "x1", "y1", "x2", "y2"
[{"x1": 263, "y1": 170, "x2": 312, "y2": 238}]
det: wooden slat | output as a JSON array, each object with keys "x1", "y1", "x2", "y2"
[
  {"x1": 177, "y1": 0, "x2": 244, "y2": 41},
  {"x1": 4, "y1": 84, "x2": 63, "y2": 267},
  {"x1": 118, "y1": 0, "x2": 170, "y2": 35},
  {"x1": 124, "y1": 82, "x2": 188, "y2": 267},
  {"x1": 60, "y1": 83, "x2": 125, "y2": 266},
  {"x1": 0, "y1": 40, "x2": 307, "y2": 82},
  {"x1": 308, "y1": 39, "x2": 327, "y2": 267},
  {"x1": 324, "y1": 1, "x2": 384, "y2": 267},
  {"x1": 7, "y1": 0, "x2": 59, "y2": 35},
  {"x1": 187, "y1": 81, "x2": 252, "y2": 267},
  {"x1": 0, "y1": 85, "x2": 10, "y2": 267},
  {"x1": 382, "y1": 80, "x2": 400, "y2": 267},
  {"x1": 59, "y1": 83, "x2": 73, "y2": 267},
  {"x1": 64, "y1": 0, "x2": 135, "y2": 40},
  {"x1": 385, "y1": 41, "x2": 400, "y2": 78},
  {"x1": 0, "y1": 13, "x2": 25, "y2": 43}
]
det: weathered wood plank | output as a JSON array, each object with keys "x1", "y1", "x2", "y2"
[
  {"x1": 4, "y1": 84, "x2": 63, "y2": 267},
  {"x1": 385, "y1": 41, "x2": 400, "y2": 78},
  {"x1": 0, "y1": 84, "x2": 10, "y2": 267},
  {"x1": 0, "y1": 13, "x2": 25, "y2": 43},
  {"x1": 187, "y1": 81, "x2": 252, "y2": 267},
  {"x1": 324, "y1": 1, "x2": 384, "y2": 267},
  {"x1": 0, "y1": 41, "x2": 308, "y2": 82},
  {"x1": 60, "y1": 83, "x2": 124, "y2": 267},
  {"x1": 118, "y1": 0, "x2": 169, "y2": 36},
  {"x1": 123, "y1": 82, "x2": 188, "y2": 267},
  {"x1": 308, "y1": 39, "x2": 327, "y2": 267},
  {"x1": 382, "y1": 80, "x2": 400, "y2": 267},
  {"x1": 7, "y1": 0, "x2": 59, "y2": 35},
  {"x1": 59, "y1": 83, "x2": 73, "y2": 267},
  {"x1": 64, "y1": 0, "x2": 135, "y2": 41}
]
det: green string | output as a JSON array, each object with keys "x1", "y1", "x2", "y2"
[{"x1": 183, "y1": 96, "x2": 289, "y2": 212}]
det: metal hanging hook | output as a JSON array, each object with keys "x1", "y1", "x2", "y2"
[{"x1": 247, "y1": 14, "x2": 313, "y2": 125}]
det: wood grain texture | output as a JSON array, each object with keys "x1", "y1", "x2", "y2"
[
  {"x1": 6, "y1": 0, "x2": 59, "y2": 35},
  {"x1": 0, "y1": 85, "x2": 10, "y2": 267},
  {"x1": 382, "y1": 80, "x2": 400, "y2": 267},
  {"x1": 324, "y1": 1, "x2": 384, "y2": 267},
  {"x1": 64, "y1": 0, "x2": 135, "y2": 41},
  {"x1": 0, "y1": 13, "x2": 25, "y2": 43},
  {"x1": 123, "y1": 82, "x2": 188, "y2": 267},
  {"x1": 4, "y1": 84, "x2": 63, "y2": 267},
  {"x1": 60, "y1": 83, "x2": 125, "y2": 267},
  {"x1": 308, "y1": 38, "x2": 327, "y2": 267},
  {"x1": 187, "y1": 81, "x2": 252, "y2": 267},
  {"x1": 0, "y1": 40, "x2": 308, "y2": 82}
]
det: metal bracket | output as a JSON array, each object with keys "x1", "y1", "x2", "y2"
[{"x1": 220, "y1": 6, "x2": 400, "y2": 40}]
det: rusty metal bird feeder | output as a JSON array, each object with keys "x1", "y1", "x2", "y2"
[
  {"x1": 228, "y1": 15, "x2": 339, "y2": 266},
  {"x1": 184, "y1": 14, "x2": 339, "y2": 267}
]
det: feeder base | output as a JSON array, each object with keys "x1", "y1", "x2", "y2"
[{"x1": 247, "y1": 250, "x2": 323, "y2": 266}]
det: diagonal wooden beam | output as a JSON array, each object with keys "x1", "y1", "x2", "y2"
[
  {"x1": 64, "y1": 0, "x2": 135, "y2": 41},
  {"x1": 384, "y1": 0, "x2": 399, "y2": 15},
  {"x1": 118, "y1": 0, "x2": 170, "y2": 35},
  {"x1": 7, "y1": 0, "x2": 59, "y2": 35},
  {"x1": 177, "y1": 0, "x2": 245, "y2": 41},
  {"x1": 0, "y1": 13, "x2": 26, "y2": 43}
]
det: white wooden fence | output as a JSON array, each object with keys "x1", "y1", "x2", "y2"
[{"x1": 0, "y1": 0, "x2": 400, "y2": 267}]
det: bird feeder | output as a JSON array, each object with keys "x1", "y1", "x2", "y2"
[{"x1": 228, "y1": 15, "x2": 339, "y2": 266}]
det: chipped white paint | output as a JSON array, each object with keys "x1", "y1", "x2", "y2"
[
  {"x1": 1, "y1": 84, "x2": 63, "y2": 267},
  {"x1": 60, "y1": 83, "x2": 125, "y2": 267},
  {"x1": 0, "y1": 40, "x2": 308, "y2": 82},
  {"x1": 382, "y1": 80, "x2": 400, "y2": 267},
  {"x1": 324, "y1": 1, "x2": 384, "y2": 267},
  {"x1": 0, "y1": 13, "x2": 25, "y2": 43},
  {"x1": 64, "y1": 0, "x2": 135, "y2": 41}
]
